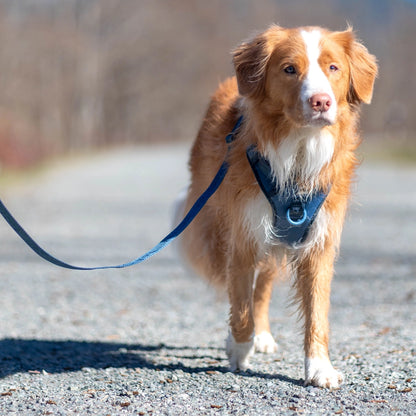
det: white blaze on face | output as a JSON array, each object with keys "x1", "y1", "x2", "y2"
[{"x1": 300, "y1": 30, "x2": 337, "y2": 125}]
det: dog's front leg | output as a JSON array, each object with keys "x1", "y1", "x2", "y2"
[
  {"x1": 225, "y1": 253, "x2": 256, "y2": 372},
  {"x1": 296, "y1": 245, "x2": 343, "y2": 388},
  {"x1": 253, "y1": 258, "x2": 279, "y2": 353}
]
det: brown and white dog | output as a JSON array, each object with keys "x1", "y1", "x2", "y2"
[{"x1": 177, "y1": 25, "x2": 377, "y2": 388}]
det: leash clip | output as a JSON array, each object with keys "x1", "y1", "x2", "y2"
[
  {"x1": 225, "y1": 132, "x2": 236, "y2": 144},
  {"x1": 225, "y1": 115, "x2": 244, "y2": 144}
]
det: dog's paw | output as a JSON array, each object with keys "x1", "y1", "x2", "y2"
[
  {"x1": 304, "y1": 357, "x2": 343, "y2": 389},
  {"x1": 254, "y1": 331, "x2": 278, "y2": 354},
  {"x1": 226, "y1": 333, "x2": 254, "y2": 372}
]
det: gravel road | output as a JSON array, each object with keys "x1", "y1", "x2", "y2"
[{"x1": 0, "y1": 144, "x2": 415, "y2": 415}]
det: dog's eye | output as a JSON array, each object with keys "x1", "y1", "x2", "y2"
[
  {"x1": 284, "y1": 65, "x2": 297, "y2": 75},
  {"x1": 329, "y1": 64, "x2": 339, "y2": 72}
]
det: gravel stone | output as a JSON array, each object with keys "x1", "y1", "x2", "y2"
[{"x1": 0, "y1": 145, "x2": 415, "y2": 415}]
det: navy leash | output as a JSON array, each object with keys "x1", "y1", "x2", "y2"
[{"x1": 0, "y1": 116, "x2": 243, "y2": 271}]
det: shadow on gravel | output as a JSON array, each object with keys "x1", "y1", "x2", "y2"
[{"x1": 0, "y1": 338, "x2": 302, "y2": 386}]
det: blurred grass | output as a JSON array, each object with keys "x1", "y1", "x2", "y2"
[
  {"x1": 0, "y1": 147, "x2": 112, "y2": 190},
  {"x1": 360, "y1": 135, "x2": 416, "y2": 165}
]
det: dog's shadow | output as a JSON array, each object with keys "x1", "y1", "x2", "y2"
[{"x1": 0, "y1": 338, "x2": 301, "y2": 386}]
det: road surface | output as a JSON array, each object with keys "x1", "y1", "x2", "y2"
[{"x1": 0, "y1": 145, "x2": 414, "y2": 415}]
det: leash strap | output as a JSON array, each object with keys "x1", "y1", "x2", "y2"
[{"x1": 0, "y1": 116, "x2": 243, "y2": 270}]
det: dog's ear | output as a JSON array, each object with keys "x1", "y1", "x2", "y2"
[
  {"x1": 336, "y1": 28, "x2": 378, "y2": 105},
  {"x1": 233, "y1": 26, "x2": 282, "y2": 98}
]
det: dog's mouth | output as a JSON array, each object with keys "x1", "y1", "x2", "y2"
[
  {"x1": 299, "y1": 106, "x2": 337, "y2": 127},
  {"x1": 306, "y1": 112, "x2": 335, "y2": 127},
  {"x1": 286, "y1": 104, "x2": 336, "y2": 128}
]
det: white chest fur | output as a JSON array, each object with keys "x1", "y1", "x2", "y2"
[{"x1": 263, "y1": 129, "x2": 334, "y2": 193}]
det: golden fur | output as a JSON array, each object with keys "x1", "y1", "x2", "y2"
[{"x1": 179, "y1": 25, "x2": 377, "y2": 388}]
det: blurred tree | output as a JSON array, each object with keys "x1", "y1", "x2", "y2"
[{"x1": 0, "y1": 0, "x2": 414, "y2": 167}]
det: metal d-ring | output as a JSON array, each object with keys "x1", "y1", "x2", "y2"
[{"x1": 286, "y1": 201, "x2": 307, "y2": 226}]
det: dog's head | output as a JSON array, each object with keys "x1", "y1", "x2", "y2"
[{"x1": 233, "y1": 25, "x2": 378, "y2": 128}]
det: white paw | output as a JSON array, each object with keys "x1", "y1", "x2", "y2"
[
  {"x1": 304, "y1": 357, "x2": 343, "y2": 389},
  {"x1": 226, "y1": 332, "x2": 254, "y2": 372},
  {"x1": 254, "y1": 331, "x2": 278, "y2": 353}
]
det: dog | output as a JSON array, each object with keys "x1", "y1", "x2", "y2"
[{"x1": 177, "y1": 25, "x2": 377, "y2": 388}]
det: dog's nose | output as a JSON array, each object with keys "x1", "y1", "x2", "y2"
[{"x1": 309, "y1": 93, "x2": 332, "y2": 112}]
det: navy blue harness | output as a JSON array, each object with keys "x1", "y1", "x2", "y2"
[{"x1": 246, "y1": 145, "x2": 329, "y2": 247}]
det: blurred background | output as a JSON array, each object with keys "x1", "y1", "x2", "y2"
[{"x1": 0, "y1": 0, "x2": 414, "y2": 170}]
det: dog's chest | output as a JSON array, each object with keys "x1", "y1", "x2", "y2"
[
  {"x1": 243, "y1": 130, "x2": 334, "y2": 250},
  {"x1": 263, "y1": 130, "x2": 334, "y2": 192}
]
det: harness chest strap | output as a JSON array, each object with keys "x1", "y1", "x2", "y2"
[{"x1": 246, "y1": 145, "x2": 330, "y2": 247}]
